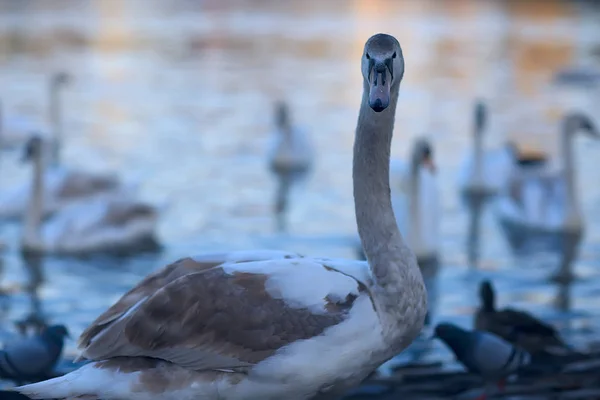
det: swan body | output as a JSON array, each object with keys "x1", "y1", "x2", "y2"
[
  {"x1": 20, "y1": 137, "x2": 160, "y2": 255},
  {"x1": 356, "y1": 138, "x2": 439, "y2": 262},
  {"x1": 15, "y1": 34, "x2": 427, "y2": 400},
  {"x1": 267, "y1": 101, "x2": 313, "y2": 231},
  {"x1": 494, "y1": 114, "x2": 599, "y2": 243},
  {"x1": 22, "y1": 196, "x2": 160, "y2": 255},
  {"x1": 0, "y1": 167, "x2": 124, "y2": 220}
]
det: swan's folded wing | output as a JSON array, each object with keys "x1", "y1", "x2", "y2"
[
  {"x1": 78, "y1": 257, "x2": 367, "y2": 370},
  {"x1": 78, "y1": 250, "x2": 305, "y2": 349}
]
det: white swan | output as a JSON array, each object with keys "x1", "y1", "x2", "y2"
[
  {"x1": 0, "y1": 72, "x2": 127, "y2": 220},
  {"x1": 20, "y1": 136, "x2": 160, "y2": 255},
  {"x1": 15, "y1": 33, "x2": 427, "y2": 400},
  {"x1": 458, "y1": 101, "x2": 513, "y2": 197},
  {"x1": 356, "y1": 137, "x2": 439, "y2": 264},
  {"x1": 494, "y1": 113, "x2": 598, "y2": 243},
  {"x1": 267, "y1": 101, "x2": 313, "y2": 231}
]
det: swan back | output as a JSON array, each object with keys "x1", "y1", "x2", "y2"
[{"x1": 40, "y1": 194, "x2": 159, "y2": 254}]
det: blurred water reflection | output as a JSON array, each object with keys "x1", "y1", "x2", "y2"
[{"x1": 0, "y1": 0, "x2": 599, "y2": 373}]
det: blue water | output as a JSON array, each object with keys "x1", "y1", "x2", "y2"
[{"x1": 0, "y1": 0, "x2": 599, "y2": 380}]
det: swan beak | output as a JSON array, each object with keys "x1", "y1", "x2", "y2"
[
  {"x1": 369, "y1": 68, "x2": 391, "y2": 112},
  {"x1": 423, "y1": 157, "x2": 436, "y2": 173}
]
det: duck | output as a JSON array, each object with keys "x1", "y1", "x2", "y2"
[
  {"x1": 474, "y1": 280, "x2": 572, "y2": 356},
  {"x1": 267, "y1": 101, "x2": 313, "y2": 232},
  {"x1": 494, "y1": 113, "x2": 599, "y2": 247},
  {"x1": 0, "y1": 72, "x2": 126, "y2": 220},
  {"x1": 20, "y1": 136, "x2": 160, "y2": 256},
  {"x1": 355, "y1": 136, "x2": 439, "y2": 266},
  {"x1": 14, "y1": 33, "x2": 428, "y2": 400},
  {"x1": 434, "y1": 322, "x2": 531, "y2": 400}
]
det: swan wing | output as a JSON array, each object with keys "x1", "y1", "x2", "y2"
[
  {"x1": 54, "y1": 169, "x2": 120, "y2": 199},
  {"x1": 77, "y1": 251, "x2": 370, "y2": 370}
]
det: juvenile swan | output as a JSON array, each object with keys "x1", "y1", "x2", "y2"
[
  {"x1": 15, "y1": 34, "x2": 426, "y2": 400},
  {"x1": 20, "y1": 136, "x2": 160, "y2": 255},
  {"x1": 495, "y1": 114, "x2": 599, "y2": 240}
]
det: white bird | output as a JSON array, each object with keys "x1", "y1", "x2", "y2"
[
  {"x1": 0, "y1": 72, "x2": 128, "y2": 220},
  {"x1": 14, "y1": 33, "x2": 427, "y2": 400},
  {"x1": 494, "y1": 113, "x2": 599, "y2": 247},
  {"x1": 20, "y1": 136, "x2": 160, "y2": 255},
  {"x1": 267, "y1": 101, "x2": 313, "y2": 232},
  {"x1": 457, "y1": 101, "x2": 514, "y2": 198},
  {"x1": 356, "y1": 136, "x2": 439, "y2": 264}
]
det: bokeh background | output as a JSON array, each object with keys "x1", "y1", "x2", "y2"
[{"x1": 0, "y1": 0, "x2": 599, "y2": 372}]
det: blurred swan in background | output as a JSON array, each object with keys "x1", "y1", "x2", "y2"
[
  {"x1": 458, "y1": 100, "x2": 513, "y2": 198},
  {"x1": 495, "y1": 113, "x2": 599, "y2": 241},
  {"x1": 20, "y1": 136, "x2": 161, "y2": 256},
  {"x1": 0, "y1": 72, "x2": 129, "y2": 220},
  {"x1": 356, "y1": 137, "x2": 439, "y2": 264},
  {"x1": 267, "y1": 101, "x2": 313, "y2": 232}
]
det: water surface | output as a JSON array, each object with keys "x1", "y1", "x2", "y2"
[{"x1": 0, "y1": 0, "x2": 599, "y2": 373}]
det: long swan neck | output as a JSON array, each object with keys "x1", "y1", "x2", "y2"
[
  {"x1": 472, "y1": 117, "x2": 484, "y2": 184},
  {"x1": 561, "y1": 125, "x2": 578, "y2": 214},
  {"x1": 408, "y1": 161, "x2": 421, "y2": 253},
  {"x1": 354, "y1": 81, "x2": 421, "y2": 297},
  {"x1": 49, "y1": 80, "x2": 62, "y2": 167},
  {"x1": 24, "y1": 150, "x2": 45, "y2": 247}
]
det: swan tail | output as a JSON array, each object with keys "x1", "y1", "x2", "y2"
[
  {"x1": 14, "y1": 374, "x2": 74, "y2": 399},
  {"x1": 14, "y1": 362, "x2": 116, "y2": 399}
]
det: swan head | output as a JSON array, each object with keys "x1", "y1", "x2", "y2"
[
  {"x1": 52, "y1": 72, "x2": 71, "y2": 86},
  {"x1": 362, "y1": 33, "x2": 404, "y2": 112},
  {"x1": 474, "y1": 100, "x2": 486, "y2": 133},
  {"x1": 564, "y1": 113, "x2": 599, "y2": 138},
  {"x1": 411, "y1": 137, "x2": 435, "y2": 173},
  {"x1": 21, "y1": 135, "x2": 44, "y2": 163}
]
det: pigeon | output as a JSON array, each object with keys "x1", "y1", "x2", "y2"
[
  {"x1": 434, "y1": 322, "x2": 531, "y2": 400},
  {"x1": 0, "y1": 324, "x2": 69, "y2": 385},
  {"x1": 475, "y1": 280, "x2": 573, "y2": 356}
]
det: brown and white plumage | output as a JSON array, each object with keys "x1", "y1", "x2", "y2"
[
  {"x1": 20, "y1": 136, "x2": 160, "y2": 255},
  {"x1": 15, "y1": 33, "x2": 427, "y2": 400}
]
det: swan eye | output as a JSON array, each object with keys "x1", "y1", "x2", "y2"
[
  {"x1": 365, "y1": 53, "x2": 371, "y2": 60},
  {"x1": 392, "y1": 51, "x2": 397, "y2": 59}
]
